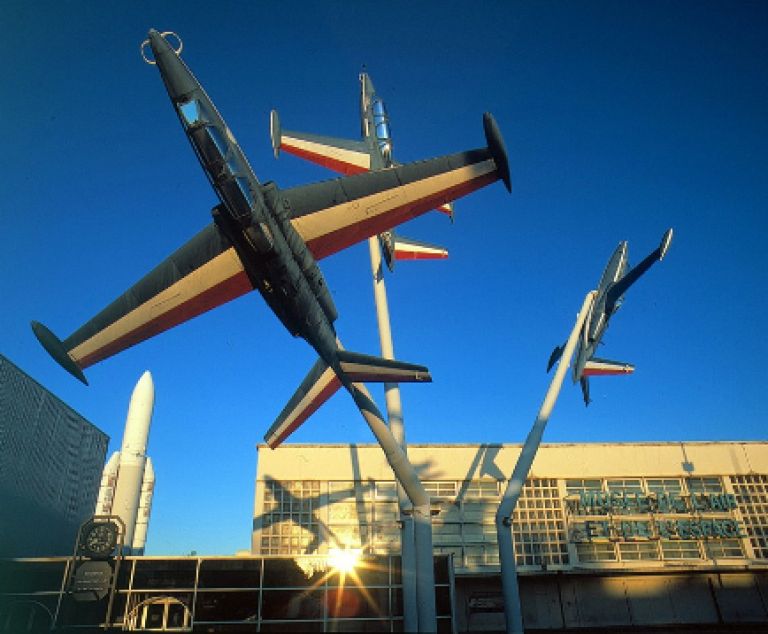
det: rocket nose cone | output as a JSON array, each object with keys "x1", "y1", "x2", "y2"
[{"x1": 133, "y1": 370, "x2": 155, "y2": 402}]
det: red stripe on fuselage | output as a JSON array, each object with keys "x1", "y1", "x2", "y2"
[
  {"x1": 78, "y1": 271, "x2": 253, "y2": 369},
  {"x1": 306, "y1": 171, "x2": 498, "y2": 260},
  {"x1": 269, "y1": 375, "x2": 342, "y2": 448},
  {"x1": 281, "y1": 144, "x2": 368, "y2": 176}
]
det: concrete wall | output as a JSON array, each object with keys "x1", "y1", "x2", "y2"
[
  {"x1": 256, "y1": 442, "x2": 768, "y2": 482},
  {"x1": 455, "y1": 571, "x2": 768, "y2": 632}
]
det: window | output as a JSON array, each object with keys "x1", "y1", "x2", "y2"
[
  {"x1": 178, "y1": 100, "x2": 205, "y2": 126},
  {"x1": 576, "y1": 542, "x2": 616, "y2": 562},
  {"x1": 463, "y1": 480, "x2": 499, "y2": 498},
  {"x1": 687, "y1": 477, "x2": 723, "y2": 495},
  {"x1": 607, "y1": 479, "x2": 643, "y2": 494},
  {"x1": 423, "y1": 481, "x2": 457, "y2": 498},
  {"x1": 646, "y1": 478, "x2": 683, "y2": 495},
  {"x1": 706, "y1": 538, "x2": 744, "y2": 559},
  {"x1": 661, "y1": 540, "x2": 701, "y2": 560},
  {"x1": 619, "y1": 541, "x2": 659, "y2": 561},
  {"x1": 258, "y1": 480, "x2": 323, "y2": 555},
  {"x1": 126, "y1": 596, "x2": 192, "y2": 632},
  {"x1": 730, "y1": 474, "x2": 768, "y2": 559}
]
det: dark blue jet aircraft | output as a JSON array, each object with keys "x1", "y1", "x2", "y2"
[
  {"x1": 31, "y1": 30, "x2": 511, "y2": 447},
  {"x1": 547, "y1": 229, "x2": 673, "y2": 404}
]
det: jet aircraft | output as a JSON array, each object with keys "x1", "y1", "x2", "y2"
[
  {"x1": 31, "y1": 31, "x2": 511, "y2": 448},
  {"x1": 547, "y1": 229, "x2": 673, "y2": 405},
  {"x1": 270, "y1": 72, "x2": 464, "y2": 270}
]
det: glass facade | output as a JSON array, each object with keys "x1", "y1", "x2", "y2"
[
  {"x1": 0, "y1": 555, "x2": 455, "y2": 632},
  {"x1": 0, "y1": 355, "x2": 108, "y2": 557},
  {"x1": 254, "y1": 468, "x2": 767, "y2": 573}
]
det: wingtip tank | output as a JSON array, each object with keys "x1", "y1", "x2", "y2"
[
  {"x1": 482, "y1": 113, "x2": 511, "y2": 193},
  {"x1": 270, "y1": 110, "x2": 282, "y2": 159},
  {"x1": 30, "y1": 321, "x2": 88, "y2": 385}
]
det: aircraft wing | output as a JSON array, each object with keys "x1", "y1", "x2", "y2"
[
  {"x1": 272, "y1": 110, "x2": 454, "y2": 218},
  {"x1": 271, "y1": 110, "x2": 371, "y2": 175},
  {"x1": 32, "y1": 223, "x2": 251, "y2": 383},
  {"x1": 283, "y1": 112, "x2": 509, "y2": 260}
]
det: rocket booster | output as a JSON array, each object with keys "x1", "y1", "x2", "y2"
[{"x1": 95, "y1": 371, "x2": 155, "y2": 554}]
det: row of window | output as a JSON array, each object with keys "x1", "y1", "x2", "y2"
[{"x1": 257, "y1": 475, "x2": 767, "y2": 567}]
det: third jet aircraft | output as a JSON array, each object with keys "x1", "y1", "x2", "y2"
[{"x1": 547, "y1": 229, "x2": 673, "y2": 404}]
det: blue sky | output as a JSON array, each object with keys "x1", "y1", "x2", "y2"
[{"x1": 2, "y1": 2, "x2": 767, "y2": 555}]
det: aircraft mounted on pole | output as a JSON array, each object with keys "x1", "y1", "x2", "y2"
[
  {"x1": 31, "y1": 31, "x2": 512, "y2": 447},
  {"x1": 547, "y1": 229, "x2": 673, "y2": 405},
  {"x1": 269, "y1": 72, "x2": 495, "y2": 271}
]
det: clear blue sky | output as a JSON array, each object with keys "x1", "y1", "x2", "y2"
[{"x1": 2, "y1": 2, "x2": 766, "y2": 555}]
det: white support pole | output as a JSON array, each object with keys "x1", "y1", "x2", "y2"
[
  {"x1": 495, "y1": 290, "x2": 596, "y2": 634},
  {"x1": 348, "y1": 382, "x2": 437, "y2": 632},
  {"x1": 367, "y1": 237, "x2": 421, "y2": 632}
]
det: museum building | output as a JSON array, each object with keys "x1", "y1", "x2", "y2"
[
  {"x1": 253, "y1": 441, "x2": 768, "y2": 631},
  {"x1": 2, "y1": 440, "x2": 766, "y2": 632}
]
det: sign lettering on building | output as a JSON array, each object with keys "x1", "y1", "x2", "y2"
[{"x1": 566, "y1": 490, "x2": 745, "y2": 543}]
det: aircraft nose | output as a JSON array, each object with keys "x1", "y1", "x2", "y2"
[{"x1": 147, "y1": 29, "x2": 173, "y2": 58}]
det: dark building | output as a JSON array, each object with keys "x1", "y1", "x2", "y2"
[{"x1": 0, "y1": 354, "x2": 108, "y2": 557}]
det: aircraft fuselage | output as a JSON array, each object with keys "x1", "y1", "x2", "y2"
[
  {"x1": 574, "y1": 241, "x2": 628, "y2": 381},
  {"x1": 148, "y1": 31, "x2": 342, "y2": 376}
]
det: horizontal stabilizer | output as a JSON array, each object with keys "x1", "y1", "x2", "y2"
[
  {"x1": 337, "y1": 350, "x2": 431, "y2": 383},
  {"x1": 264, "y1": 357, "x2": 342, "y2": 449},
  {"x1": 582, "y1": 357, "x2": 635, "y2": 377},
  {"x1": 271, "y1": 109, "x2": 371, "y2": 175},
  {"x1": 379, "y1": 231, "x2": 448, "y2": 272}
]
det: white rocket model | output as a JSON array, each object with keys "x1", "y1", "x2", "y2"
[{"x1": 95, "y1": 370, "x2": 156, "y2": 554}]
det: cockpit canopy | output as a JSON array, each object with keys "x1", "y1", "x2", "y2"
[{"x1": 371, "y1": 98, "x2": 393, "y2": 163}]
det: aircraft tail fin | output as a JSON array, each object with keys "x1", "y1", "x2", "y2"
[
  {"x1": 582, "y1": 357, "x2": 635, "y2": 376},
  {"x1": 580, "y1": 377, "x2": 591, "y2": 406},
  {"x1": 337, "y1": 350, "x2": 432, "y2": 384},
  {"x1": 546, "y1": 344, "x2": 565, "y2": 373},
  {"x1": 606, "y1": 228, "x2": 673, "y2": 311},
  {"x1": 379, "y1": 231, "x2": 449, "y2": 272},
  {"x1": 270, "y1": 109, "x2": 371, "y2": 174},
  {"x1": 264, "y1": 357, "x2": 342, "y2": 449}
]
